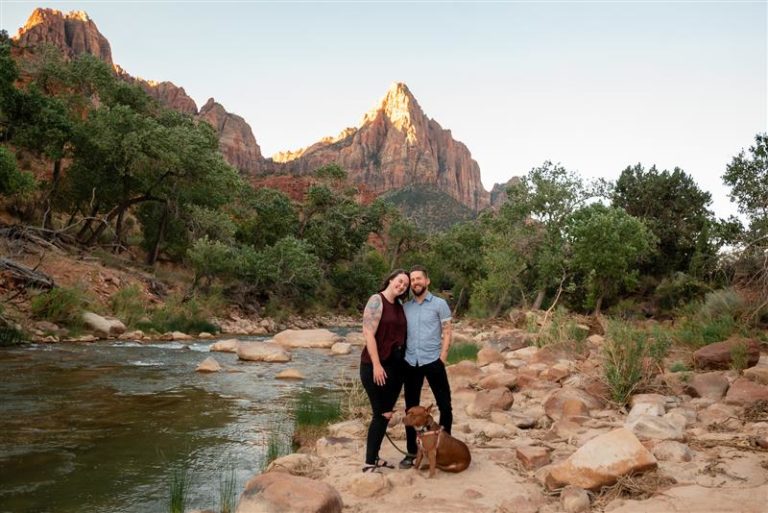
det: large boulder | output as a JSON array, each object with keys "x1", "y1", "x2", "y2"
[
  {"x1": 476, "y1": 347, "x2": 505, "y2": 366},
  {"x1": 693, "y1": 338, "x2": 760, "y2": 370},
  {"x1": 466, "y1": 387, "x2": 514, "y2": 418},
  {"x1": 543, "y1": 387, "x2": 603, "y2": 421},
  {"x1": 273, "y1": 329, "x2": 340, "y2": 348},
  {"x1": 266, "y1": 453, "x2": 325, "y2": 478},
  {"x1": 235, "y1": 472, "x2": 342, "y2": 513},
  {"x1": 724, "y1": 378, "x2": 768, "y2": 406},
  {"x1": 545, "y1": 428, "x2": 657, "y2": 491},
  {"x1": 237, "y1": 342, "x2": 291, "y2": 363},
  {"x1": 684, "y1": 372, "x2": 730, "y2": 400},
  {"x1": 82, "y1": 311, "x2": 126, "y2": 337}
]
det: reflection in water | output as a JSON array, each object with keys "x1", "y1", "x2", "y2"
[{"x1": 0, "y1": 337, "x2": 358, "y2": 513}]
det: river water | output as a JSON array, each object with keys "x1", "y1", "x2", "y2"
[{"x1": 0, "y1": 336, "x2": 359, "y2": 513}]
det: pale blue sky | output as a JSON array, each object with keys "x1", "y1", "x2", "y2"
[{"x1": 2, "y1": 1, "x2": 766, "y2": 218}]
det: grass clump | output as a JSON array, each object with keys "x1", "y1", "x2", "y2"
[
  {"x1": 730, "y1": 340, "x2": 749, "y2": 373},
  {"x1": 603, "y1": 320, "x2": 649, "y2": 405},
  {"x1": 669, "y1": 361, "x2": 690, "y2": 373},
  {"x1": 262, "y1": 425, "x2": 293, "y2": 471},
  {"x1": 218, "y1": 465, "x2": 237, "y2": 513},
  {"x1": 338, "y1": 372, "x2": 369, "y2": 420},
  {"x1": 292, "y1": 389, "x2": 343, "y2": 448},
  {"x1": 0, "y1": 326, "x2": 24, "y2": 346},
  {"x1": 168, "y1": 464, "x2": 192, "y2": 513},
  {"x1": 110, "y1": 284, "x2": 148, "y2": 327},
  {"x1": 648, "y1": 324, "x2": 672, "y2": 364},
  {"x1": 30, "y1": 286, "x2": 91, "y2": 328},
  {"x1": 137, "y1": 293, "x2": 221, "y2": 335},
  {"x1": 446, "y1": 342, "x2": 480, "y2": 364}
]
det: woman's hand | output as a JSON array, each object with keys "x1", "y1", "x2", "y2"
[{"x1": 373, "y1": 363, "x2": 387, "y2": 386}]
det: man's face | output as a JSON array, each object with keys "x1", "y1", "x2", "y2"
[{"x1": 409, "y1": 271, "x2": 430, "y2": 297}]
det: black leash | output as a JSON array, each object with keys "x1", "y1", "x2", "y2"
[{"x1": 385, "y1": 431, "x2": 414, "y2": 457}]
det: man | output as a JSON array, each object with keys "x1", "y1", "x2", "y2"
[{"x1": 400, "y1": 265, "x2": 453, "y2": 469}]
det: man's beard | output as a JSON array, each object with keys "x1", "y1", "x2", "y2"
[{"x1": 412, "y1": 285, "x2": 426, "y2": 297}]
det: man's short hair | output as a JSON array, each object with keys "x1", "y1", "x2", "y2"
[{"x1": 409, "y1": 265, "x2": 428, "y2": 278}]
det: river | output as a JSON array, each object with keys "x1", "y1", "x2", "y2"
[{"x1": 0, "y1": 336, "x2": 359, "y2": 513}]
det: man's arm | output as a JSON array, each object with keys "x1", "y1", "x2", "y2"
[{"x1": 439, "y1": 318, "x2": 452, "y2": 363}]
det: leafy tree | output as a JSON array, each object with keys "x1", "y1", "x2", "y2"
[
  {"x1": 432, "y1": 221, "x2": 484, "y2": 313},
  {"x1": 0, "y1": 146, "x2": 35, "y2": 196},
  {"x1": 328, "y1": 248, "x2": 388, "y2": 310},
  {"x1": 234, "y1": 187, "x2": 298, "y2": 249},
  {"x1": 566, "y1": 204, "x2": 656, "y2": 315},
  {"x1": 723, "y1": 133, "x2": 768, "y2": 236},
  {"x1": 187, "y1": 237, "x2": 237, "y2": 290},
  {"x1": 240, "y1": 237, "x2": 323, "y2": 302},
  {"x1": 612, "y1": 164, "x2": 714, "y2": 276},
  {"x1": 501, "y1": 161, "x2": 589, "y2": 309}
]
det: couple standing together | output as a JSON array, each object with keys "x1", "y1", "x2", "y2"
[{"x1": 359, "y1": 266, "x2": 453, "y2": 473}]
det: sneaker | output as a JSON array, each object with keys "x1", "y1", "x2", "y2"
[{"x1": 399, "y1": 455, "x2": 415, "y2": 469}]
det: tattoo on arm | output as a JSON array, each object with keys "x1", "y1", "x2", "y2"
[
  {"x1": 363, "y1": 294, "x2": 383, "y2": 335},
  {"x1": 441, "y1": 319, "x2": 452, "y2": 346}
]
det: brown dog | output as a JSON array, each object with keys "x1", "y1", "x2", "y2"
[{"x1": 402, "y1": 405, "x2": 471, "y2": 477}]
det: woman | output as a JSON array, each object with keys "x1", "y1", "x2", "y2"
[{"x1": 360, "y1": 268, "x2": 409, "y2": 472}]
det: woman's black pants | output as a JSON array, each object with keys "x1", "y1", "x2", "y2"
[{"x1": 360, "y1": 357, "x2": 404, "y2": 465}]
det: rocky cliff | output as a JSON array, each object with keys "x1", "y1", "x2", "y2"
[
  {"x1": 12, "y1": 8, "x2": 260, "y2": 174},
  {"x1": 14, "y1": 8, "x2": 113, "y2": 65},
  {"x1": 199, "y1": 98, "x2": 264, "y2": 174},
  {"x1": 273, "y1": 83, "x2": 490, "y2": 211}
]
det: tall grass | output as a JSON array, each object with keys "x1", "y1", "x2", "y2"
[
  {"x1": 110, "y1": 284, "x2": 148, "y2": 327},
  {"x1": 218, "y1": 465, "x2": 238, "y2": 513},
  {"x1": 446, "y1": 342, "x2": 480, "y2": 364},
  {"x1": 0, "y1": 326, "x2": 24, "y2": 346},
  {"x1": 294, "y1": 389, "x2": 343, "y2": 428},
  {"x1": 30, "y1": 286, "x2": 91, "y2": 328},
  {"x1": 262, "y1": 426, "x2": 293, "y2": 471},
  {"x1": 136, "y1": 292, "x2": 221, "y2": 334},
  {"x1": 168, "y1": 465, "x2": 192, "y2": 513},
  {"x1": 337, "y1": 372, "x2": 369, "y2": 420},
  {"x1": 603, "y1": 320, "x2": 648, "y2": 405}
]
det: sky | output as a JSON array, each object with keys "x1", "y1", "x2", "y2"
[{"x1": 1, "y1": 1, "x2": 766, "y2": 218}]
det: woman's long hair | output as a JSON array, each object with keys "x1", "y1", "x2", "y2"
[{"x1": 379, "y1": 268, "x2": 410, "y2": 303}]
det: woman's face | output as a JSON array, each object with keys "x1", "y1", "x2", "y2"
[{"x1": 389, "y1": 273, "x2": 410, "y2": 296}]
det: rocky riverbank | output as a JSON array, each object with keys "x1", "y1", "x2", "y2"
[{"x1": 193, "y1": 323, "x2": 768, "y2": 513}]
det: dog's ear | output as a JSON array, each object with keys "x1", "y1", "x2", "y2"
[{"x1": 426, "y1": 404, "x2": 434, "y2": 413}]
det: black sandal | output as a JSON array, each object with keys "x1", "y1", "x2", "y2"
[
  {"x1": 375, "y1": 458, "x2": 395, "y2": 469},
  {"x1": 362, "y1": 464, "x2": 381, "y2": 473}
]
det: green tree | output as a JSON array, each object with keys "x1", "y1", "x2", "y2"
[
  {"x1": 566, "y1": 204, "x2": 656, "y2": 315},
  {"x1": 0, "y1": 146, "x2": 35, "y2": 196},
  {"x1": 612, "y1": 164, "x2": 714, "y2": 276},
  {"x1": 499, "y1": 161, "x2": 588, "y2": 309},
  {"x1": 723, "y1": 133, "x2": 768, "y2": 237},
  {"x1": 234, "y1": 187, "x2": 298, "y2": 249}
]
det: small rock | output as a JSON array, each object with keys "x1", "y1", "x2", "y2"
[
  {"x1": 693, "y1": 338, "x2": 760, "y2": 370},
  {"x1": 477, "y1": 347, "x2": 505, "y2": 366},
  {"x1": 330, "y1": 342, "x2": 352, "y2": 355},
  {"x1": 343, "y1": 472, "x2": 390, "y2": 498},
  {"x1": 196, "y1": 356, "x2": 221, "y2": 373},
  {"x1": 652, "y1": 440, "x2": 693, "y2": 462},
  {"x1": 744, "y1": 366, "x2": 768, "y2": 385},
  {"x1": 237, "y1": 342, "x2": 291, "y2": 363},
  {"x1": 275, "y1": 368, "x2": 304, "y2": 380},
  {"x1": 198, "y1": 332, "x2": 213, "y2": 339},
  {"x1": 516, "y1": 446, "x2": 551, "y2": 470},
  {"x1": 210, "y1": 338, "x2": 239, "y2": 353},
  {"x1": 561, "y1": 486, "x2": 590, "y2": 513},
  {"x1": 273, "y1": 328, "x2": 339, "y2": 348}
]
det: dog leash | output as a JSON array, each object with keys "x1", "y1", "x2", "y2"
[{"x1": 385, "y1": 431, "x2": 414, "y2": 457}]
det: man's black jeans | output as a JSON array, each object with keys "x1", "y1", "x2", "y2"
[{"x1": 404, "y1": 358, "x2": 453, "y2": 456}]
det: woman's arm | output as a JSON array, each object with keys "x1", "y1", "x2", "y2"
[{"x1": 362, "y1": 294, "x2": 386, "y2": 385}]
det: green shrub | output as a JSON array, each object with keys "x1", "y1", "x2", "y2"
[
  {"x1": 603, "y1": 320, "x2": 648, "y2": 405},
  {"x1": 30, "y1": 286, "x2": 90, "y2": 327},
  {"x1": 698, "y1": 288, "x2": 747, "y2": 320},
  {"x1": 0, "y1": 327, "x2": 24, "y2": 346},
  {"x1": 669, "y1": 361, "x2": 689, "y2": 373},
  {"x1": 138, "y1": 293, "x2": 221, "y2": 334},
  {"x1": 654, "y1": 273, "x2": 709, "y2": 312},
  {"x1": 110, "y1": 284, "x2": 148, "y2": 327},
  {"x1": 446, "y1": 342, "x2": 480, "y2": 364},
  {"x1": 675, "y1": 315, "x2": 736, "y2": 347},
  {"x1": 648, "y1": 324, "x2": 672, "y2": 364}
]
